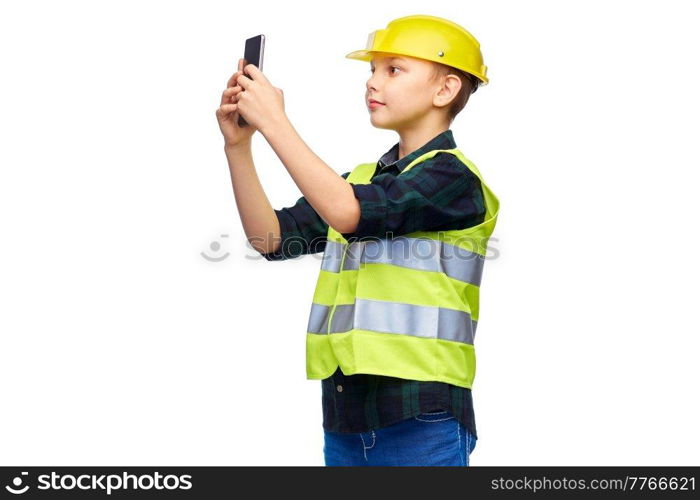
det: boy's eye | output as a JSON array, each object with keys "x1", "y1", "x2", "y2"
[{"x1": 369, "y1": 66, "x2": 400, "y2": 74}]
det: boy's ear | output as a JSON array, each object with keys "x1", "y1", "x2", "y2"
[{"x1": 435, "y1": 73, "x2": 462, "y2": 107}]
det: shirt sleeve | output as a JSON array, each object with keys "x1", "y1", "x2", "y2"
[
  {"x1": 339, "y1": 153, "x2": 486, "y2": 241},
  {"x1": 260, "y1": 171, "x2": 352, "y2": 261}
]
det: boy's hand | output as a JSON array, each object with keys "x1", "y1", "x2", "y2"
[
  {"x1": 216, "y1": 58, "x2": 257, "y2": 148},
  {"x1": 233, "y1": 63, "x2": 286, "y2": 135}
]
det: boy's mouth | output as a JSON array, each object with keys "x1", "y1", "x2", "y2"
[{"x1": 368, "y1": 98, "x2": 385, "y2": 109}]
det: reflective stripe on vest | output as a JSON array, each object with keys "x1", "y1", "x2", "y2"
[
  {"x1": 307, "y1": 299, "x2": 478, "y2": 344},
  {"x1": 320, "y1": 237, "x2": 485, "y2": 287}
]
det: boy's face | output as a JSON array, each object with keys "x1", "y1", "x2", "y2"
[{"x1": 366, "y1": 52, "x2": 446, "y2": 130}]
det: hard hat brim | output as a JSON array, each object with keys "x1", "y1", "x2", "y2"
[{"x1": 345, "y1": 50, "x2": 372, "y2": 61}]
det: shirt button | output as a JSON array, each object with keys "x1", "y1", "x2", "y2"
[{"x1": 336, "y1": 384, "x2": 343, "y2": 392}]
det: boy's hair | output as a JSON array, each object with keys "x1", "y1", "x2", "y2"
[{"x1": 429, "y1": 62, "x2": 481, "y2": 123}]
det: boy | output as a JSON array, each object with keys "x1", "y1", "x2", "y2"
[{"x1": 216, "y1": 14, "x2": 500, "y2": 466}]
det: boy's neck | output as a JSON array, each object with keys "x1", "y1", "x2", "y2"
[{"x1": 396, "y1": 124, "x2": 451, "y2": 160}]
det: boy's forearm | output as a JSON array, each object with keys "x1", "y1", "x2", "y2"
[
  {"x1": 261, "y1": 118, "x2": 360, "y2": 234},
  {"x1": 224, "y1": 143, "x2": 282, "y2": 254}
]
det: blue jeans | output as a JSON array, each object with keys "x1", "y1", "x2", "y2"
[{"x1": 323, "y1": 409, "x2": 477, "y2": 466}]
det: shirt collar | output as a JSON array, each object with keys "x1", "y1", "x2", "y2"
[{"x1": 377, "y1": 129, "x2": 457, "y2": 173}]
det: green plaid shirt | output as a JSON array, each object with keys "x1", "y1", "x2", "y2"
[{"x1": 261, "y1": 129, "x2": 485, "y2": 438}]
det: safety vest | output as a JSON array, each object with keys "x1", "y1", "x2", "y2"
[{"x1": 305, "y1": 147, "x2": 499, "y2": 389}]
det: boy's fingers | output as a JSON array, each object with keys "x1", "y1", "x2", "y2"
[
  {"x1": 221, "y1": 88, "x2": 229, "y2": 105},
  {"x1": 221, "y1": 59, "x2": 247, "y2": 105},
  {"x1": 237, "y1": 73, "x2": 254, "y2": 89},
  {"x1": 243, "y1": 63, "x2": 266, "y2": 83},
  {"x1": 216, "y1": 103, "x2": 238, "y2": 117},
  {"x1": 220, "y1": 86, "x2": 243, "y2": 105},
  {"x1": 221, "y1": 87, "x2": 233, "y2": 105},
  {"x1": 227, "y1": 70, "x2": 242, "y2": 88}
]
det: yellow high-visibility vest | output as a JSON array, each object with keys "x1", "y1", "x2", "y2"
[{"x1": 305, "y1": 148, "x2": 499, "y2": 389}]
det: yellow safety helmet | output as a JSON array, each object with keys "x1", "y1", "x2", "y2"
[{"x1": 345, "y1": 14, "x2": 489, "y2": 88}]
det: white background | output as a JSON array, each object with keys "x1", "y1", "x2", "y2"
[{"x1": 1, "y1": 0, "x2": 699, "y2": 466}]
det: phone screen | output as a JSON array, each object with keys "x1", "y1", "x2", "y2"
[
  {"x1": 243, "y1": 34, "x2": 265, "y2": 71},
  {"x1": 238, "y1": 34, "x2": 265, "y2": 127}
]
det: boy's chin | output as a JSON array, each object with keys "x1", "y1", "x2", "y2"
[{"x1": 369, "y1": 114, "x2": 398, "y2": 130}]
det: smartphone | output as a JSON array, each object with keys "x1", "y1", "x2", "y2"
[{"x1": 238, "y1": 34, "x2": 265, "y2": 127}]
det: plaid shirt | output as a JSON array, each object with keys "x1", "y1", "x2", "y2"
[{"x1": 261, "y1": 129, "x2": 485, "y2": 438}]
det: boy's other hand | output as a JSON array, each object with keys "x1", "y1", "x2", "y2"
[
  {"x1": 234, "y1": 63, "x2": 286, "y2": 135},
  {"x1": 216, "y1": 58, "x2": 257, "y2": 149}
]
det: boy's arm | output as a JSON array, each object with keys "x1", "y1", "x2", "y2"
[
  {"x1": 225, "y1": 143, "x2": 283, "y2": 255},
  {"x1": 338, "y1": 153, "x2": 486, "y2": 240},
  {"x1": 261, "y1": 119, "x2": 361, "y2": 234},
  {"x1": 225, "y1": 140, "x2": 351, "y2": 260},
  {"x1": 259, "y1": 171, "x2": 352, "y2": 261}
]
